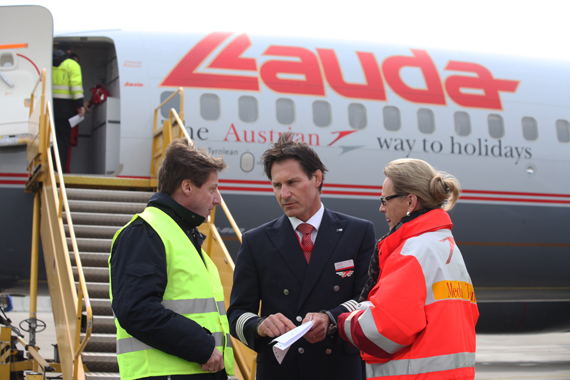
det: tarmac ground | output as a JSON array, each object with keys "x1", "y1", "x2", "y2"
[
  {"x1": 476, "y1": 333, "x2": 570, "y2": 380},
  {"x1": 3, "y1": 297, "x2": 570, "y2": 379}
]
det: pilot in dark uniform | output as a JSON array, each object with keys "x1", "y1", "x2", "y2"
[{"x1": 227, "y1": 132, "x2": 375, "y2": 380}]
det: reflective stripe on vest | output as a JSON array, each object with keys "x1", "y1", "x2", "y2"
[
  {"x1": 366, "y1": 352, "x2": 475, "y2": 378},
  {"x1": 343, "y1": 310, "x2": 358, "y2": 347},
  {"x1": 52, "y1": 93, "x2": 74, "y2": 99},
  {"x1": 160, "y1": 298, "x2": 226, "y2": 315},
  {"x1": 118, "y1": 332, "x2": 233, "y2": 354},
  {"x1": 358, "y1": 308, "x2": 408, "y2": 354}
]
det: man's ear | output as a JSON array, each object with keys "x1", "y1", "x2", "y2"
[
  {"x1": 313, "y1": 170, "x2": 323, "y2": 188},
  {"x1": 181, "y1": 179, "x2": 193, "y2": 196}
]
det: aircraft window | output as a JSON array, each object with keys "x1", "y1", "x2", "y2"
[
  {"x1": 488, "y1": 114, "x2": 504, "y2": 138},
  {"x1": 200, "y1": 94, "x2": 220, "y2": 120},
  {"x1": 313, "y1": 101, "x2": 332, "y2": 127},
  {"x1": 276, "y1": 98, "x2": 295, "y2": 125},
  {"x1": 348, "y1": 103, "x2": 367, "y2": 130},
  {"x1": 556, "y1": 119, "x2": 570, "y2": 143},
  {"x1": 454, "y1": 112, "x2": 471, "y2": 136},
  {"x1": 522, "y1": 117, "x2": 538, "y2": 141},
  {"x1": 383, "y1": 106, "x2": 401, "y2": 131},
  {"x1": 417, "y1": 108, "x2": 435, "y2": 134},
  {"x1": 160, "y1": 91, "x2": 181, "y2": 119},
  {"x1": 0, "y1": 52, "x2": 15, "y2": 67},
  {"x1": 239, "y1": 96, "x2": 258, "y2": 123}
]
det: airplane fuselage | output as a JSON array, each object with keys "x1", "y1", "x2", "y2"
[{"x1": 1, "y1": 11, "x2": 569, "y2": 332}]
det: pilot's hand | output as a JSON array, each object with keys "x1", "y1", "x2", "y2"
[
  {"x1": 200, "y1": 347, "x2": 224, "y2": 373},
  {"x1": 257, "y1": 313, "x2": 296, "y2": 338},
  {"x1": 302, "y1": 312, "x2": 329, "y2": 343}
]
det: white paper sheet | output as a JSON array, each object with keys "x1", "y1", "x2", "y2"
[
  {"x1": 68, "y1": 114, "x2": 84, "y2": 128},
  {"x1": 271, "y1": 317, "x2": 314, "y2": 364}
]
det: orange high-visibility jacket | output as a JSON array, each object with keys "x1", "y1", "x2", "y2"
[{"x1": 338, "y1": 209, "x2": 479, "y2": 380}]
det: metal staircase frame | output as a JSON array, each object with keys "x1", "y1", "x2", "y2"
[
  {"x1": 24, "y1": 69, "x2": 91, "y2": 379},
  {"x1": 17, "y1": 75, "x2": 257, "y2": 379}
]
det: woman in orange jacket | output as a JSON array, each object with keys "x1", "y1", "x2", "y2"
[{"x1": 338, "y1": 158, "x2": 478, "y2": 380}]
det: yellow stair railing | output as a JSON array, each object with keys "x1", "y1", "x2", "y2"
[
  {"x1": 151, "y1": 89, "x2": 258, "y2": 380},
  {"x1": 24, "y1": 68, "x2": 92, "y2": 380}
]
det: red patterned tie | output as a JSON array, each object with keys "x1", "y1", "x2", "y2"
[{"x1": 297, "y1": 223, "x2": 314, "y2": 263}]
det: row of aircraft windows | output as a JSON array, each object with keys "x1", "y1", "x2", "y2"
[{"x1": 184, "y1": 93, "x2": 570, "y2": 143}]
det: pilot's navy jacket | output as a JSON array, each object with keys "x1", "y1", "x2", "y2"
[{"x1": 228, "y1": 208, "x2": 375, "y2": 380}]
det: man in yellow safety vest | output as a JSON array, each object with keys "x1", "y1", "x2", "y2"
[{"x1": 109, "y1": 138, "x2": 234, "y2": 380}]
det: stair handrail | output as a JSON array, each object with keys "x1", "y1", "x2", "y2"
[
  {"x1": 150, "y1": 87, "x2": 185, "y2": 182},
  {"x1": 44, "y1": 100, "x2": 93, "y2": 380},
  {"x1": 153, "y1": 88, "x2": 184, "y2": 135},
  {"x1": 27, "y1": 67, "x2": 93, "y2": 379},
  {"x1": 29, "y1": 68, "x2": 44, "y2": 115},
  {"x1": 169, "y1": 107, "x2": 257, "y2": 378},
  {"x1": 151, "y1": 91, "x2": 256, "y2": 378},
  {"x1": 166, "y1": 107, "x2": 242, "y2": 244},
  {"x1": 220, "y1": 197, "x2": 242, "y2": 243},
  {"x1": 27, "y1": 68, "x2": 47, "y2": 170}
]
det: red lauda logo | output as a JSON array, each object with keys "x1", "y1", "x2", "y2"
[
  {"x1": 161, "y1": 32, "x2": 519, "y2": 111},
  {"x1": 125, "y1": 82, "x2": 143, "y2": 87}
]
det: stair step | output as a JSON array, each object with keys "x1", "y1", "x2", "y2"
[
  {"x1": 82, "y1": 333, "x2": 116, "y2": 352},
  {"x1": 67, "y1": 188, "x2": 153, "y2": 203},
  {"x1": 85, "y1": 298, "x2": 113, "y2": 316},
  {"x1": 85, "y1": 373, "x2": 120, "y2": 380},
  {"x1": 92, "y1": 315, "x2": 116, "y2": 334},
  {"x1": 78, "y1": 282, "x2": 110, "y2": 299},
  {"x1": 65, "y1": 224, "x2": 121, "y2": 239},
  {"x1": 82, "y1": 352, "x2": 117, "y2": 363},
  {"x1": 64, "y1": 211, "x2": 133, "y2": 226},
  {"x1": 69, "y1": 237, "x2": 113, "y2": 253},
  {"x1": 71, "y1": 252, "x2": 110, "y2": 268},
  {"x1": 74, "y1": 267, "x2": 109, "y2": 283},
  {"x1": 68, "y1": 200, "x2": 146, "y2": 215},
  {"x1": 82, "y1": 352, "x2": 119, "y2": 373}
]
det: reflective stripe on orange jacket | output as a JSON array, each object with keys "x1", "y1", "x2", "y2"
[{"x1": 338, "y1": 209, "x2": 479, "y2": 380}]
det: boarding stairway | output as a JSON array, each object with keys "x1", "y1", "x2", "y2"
[
  {"x1": 65, "y1": 188, "x2": 153, "y2": 378},
  {"x1": 17, "y1": 74, "x2": 256, "y2": 380}
]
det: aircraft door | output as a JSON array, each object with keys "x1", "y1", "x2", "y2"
[
  {"x1": 55, "y1": 36, "x2": 121, "y2": 175},
  {"x1": 0, "y1": 5, "x2": 53, "y2": 146}
]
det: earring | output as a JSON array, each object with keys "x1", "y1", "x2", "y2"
[{"x1": 406, "y1": 211, "x2": 410, "y2": 217}]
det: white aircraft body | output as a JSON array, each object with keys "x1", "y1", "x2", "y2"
[{"x1": 1, "y1": 5, "x2": 569, "y2": 333}]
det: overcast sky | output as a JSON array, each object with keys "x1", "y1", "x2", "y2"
[{"x1": 3, "y1": 0, "x2": 570, "y2": 61}]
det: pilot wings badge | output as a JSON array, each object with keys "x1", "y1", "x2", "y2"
[{"x1": 334, "y1": 259, "x2": 355, "y2": 278}]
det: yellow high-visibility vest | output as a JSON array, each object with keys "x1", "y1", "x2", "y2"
[
  {"x1": 52, "y1": 58, "x2": 83, "y2": 100},
  {"x1": 109, "y1": 207, "x2": 234, "y2": 380}
]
